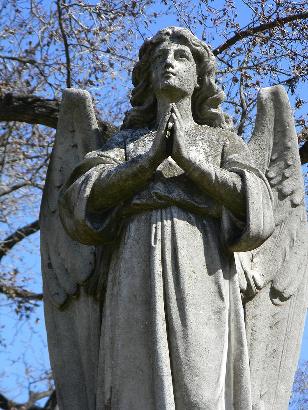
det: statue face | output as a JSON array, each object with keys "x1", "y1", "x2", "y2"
[{"x1": 151, "y1": 42, "x2": 198, "y2": 99}]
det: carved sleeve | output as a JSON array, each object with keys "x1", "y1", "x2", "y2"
[
  {"x1": 178, "y1": 133, "x2": 248, "y2": 219},
  {"x1": 176, "y1": 131, "x2": 274, "y2": 251},
  {"x1": 87, "y1": 150, "x2": 158, "y2": 212},
  {"x1": 59, "y1": 132, "x2": 160, "y2": 244}
]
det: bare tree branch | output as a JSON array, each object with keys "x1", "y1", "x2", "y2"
[
  {"x1": 0, "y1": 281, "x2": 43, "y2": 301},
  {"x1": 237, "y1": 75, "x2": 248, "y2": 136},
  {"x1": 214, "y1": 12, "x2": 308, "y2": 55},
  {"x1": 0, "y1": 182, "x2": 31, "y2": 197},
  {"x1": 26, "y1": 390, "x2": 54, "y2": 409},
  {"x1": 0, "y1": 93, "x2": 59, "y2": 128},
  {"x1": 299, "y1": 141, "x2": 308, "y2": 165},
  {"x1": 0, "y1": 220, "x2": 39, "y2": 262},
  {"x1": 0, "y1": 392, "x2": 42, "y2": 410},
  {"x1": 43, "y1": 391, "x2": 57, "y2": 410},
  {"x1": 0, "y1": 54, "x2": 38, "y2": 65},
  {"x1": 0, "y1": 93, "x2": 117, "y2": 139},
  {"x1": 0, "y1": 390, "x2": 57, "y2": 409},
  {"x1": 56, "y1": 0, "x2": 72, "y2": 88},
  {"x1": 236, "y1": 52, "x2": 250, "y2": 136}
]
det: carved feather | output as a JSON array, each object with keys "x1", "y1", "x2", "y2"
[
  {"x1": 247, "y1": 85, "x2": 307, "y2": 298},
  {"x1": 239, "y1": 85, "x2": 308, "y2": 409}
]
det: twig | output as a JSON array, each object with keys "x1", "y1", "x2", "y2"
[
  {"x1": 0, "y1": 220, "x2": 39, "y2": 261},
  {"x1": 214, "y1": 12, "x2": 308, "y2": 55},
  {"x1": 0, "y1": 281, "x2": 43, "y2": 302},
  {"x1": 0, "y1": 55, "x2": 38, "y2": 65},
  {"x1": 0, "y1": 182, "x2": 31, "y2": 197}
]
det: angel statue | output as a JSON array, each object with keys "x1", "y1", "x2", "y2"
[{"x1": 40, "y1": 27, "x2": 307, "y2": 410}]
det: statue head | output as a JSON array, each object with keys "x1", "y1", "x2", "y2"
[{"x1": 122, "y1": 26, "x2": 230, "y2": 129}]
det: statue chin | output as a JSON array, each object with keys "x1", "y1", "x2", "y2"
[{"x1": 155, "y1": 81, "x2": 193, "y2": 101}]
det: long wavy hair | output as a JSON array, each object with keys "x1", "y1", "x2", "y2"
[{"x1": 122, "y1": 26, "x2": 231, "y2": 130}]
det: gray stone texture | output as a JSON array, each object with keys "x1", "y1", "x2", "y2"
[{"x1": 40, "y1": 27, "x2": 308, "y2": 410}]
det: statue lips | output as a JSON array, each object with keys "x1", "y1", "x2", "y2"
[
  {"x1": 162, "y1": 69, "x2": 176, "y2": 79},
  {"x1": 161, "y1": 70, "x2": 177, "y2": 88}
]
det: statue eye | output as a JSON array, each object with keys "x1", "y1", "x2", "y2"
[
  {"x1": 153, "y1": 52, "x2": 164, "y2": 63},
  {"x1": 175, "y1": 50, "x2": 190, "y2": 61}
]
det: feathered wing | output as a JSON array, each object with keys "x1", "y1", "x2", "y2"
[
  {"x1": 238, "y1": 85, "x2": 308, "y2": 409},
  {"x1": 40, "y1": 89, "x2": 106, "y2": 409}
]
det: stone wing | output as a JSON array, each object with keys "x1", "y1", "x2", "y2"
[
  {"x1": 40, "y1": 88, "x2": 104, "y2": 307},
  {"x1": 238, "y1": 85, "x2": 308, "y2": 409},
  {"x1": 39, "y1": 89, "x2": 107, "y2": 409}
]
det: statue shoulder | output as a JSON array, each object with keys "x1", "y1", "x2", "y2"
[
  {"x1": 193, "y1": 123, "x2": 247, "y2": 149},
  {"x1": 101, "y1": 129, "x2": 133, "y2": 151},
  {"x1": 85, "y1": 128, "x2": 151, "y2": 162},
  {"x1": 102, "y1": 128, "x2": 151, "y2": 150}
]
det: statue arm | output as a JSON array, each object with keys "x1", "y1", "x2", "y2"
[
  {"x1": 59, "y1": 128, "x2": 169, "y2": 245},
  {"x1": 87, "y1": 150, "x2": 161, "y2": 212},
  {"x1": 176, "y1": 154, "x2": 246, "y2": 219},
  {"x1": 170, "y1": 108, "x2": 248, "y2": 219},
  {"x1": 88, "y1": 112, "x2": 174, "y2": 212},
  {"x1": 175, "y1": 130, "x2": 275, "y2": 251}
]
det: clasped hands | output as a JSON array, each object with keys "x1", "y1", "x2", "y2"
[{"x1": 149, "y1": 104, "x2": 188, "y2": 168}]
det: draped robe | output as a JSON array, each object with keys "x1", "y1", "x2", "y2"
[{"x1": 59, "y1": 124, "x2": 274, "y2": 410}]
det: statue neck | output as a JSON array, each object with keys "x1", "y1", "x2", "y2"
[{"x1": 155, "y1": 95, "x2": 194, "y2": 129}]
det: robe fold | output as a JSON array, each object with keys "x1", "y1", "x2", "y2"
[{"x1": 59, "y1": 125, "x2": 274, "y2": 410}]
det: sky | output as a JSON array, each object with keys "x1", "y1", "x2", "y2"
[{"x1": 0, "y1": 0, "x2": 307, "y2": 407}]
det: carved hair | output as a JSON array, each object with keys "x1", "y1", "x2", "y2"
[{"x1": 122, "y1": 26, "x2": 230, "y2": 129}]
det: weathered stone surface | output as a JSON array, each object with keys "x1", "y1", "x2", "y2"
[{"x1": 40, "y1": 27, "x2": 307, "y2": 410}]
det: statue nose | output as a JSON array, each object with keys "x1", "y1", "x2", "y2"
[
  {"x1": 164, "y1": 54, "x2": 175, "y2": 68},
  {"x1": 164, "y1": 61, "x2": 175, "y2": 72}
]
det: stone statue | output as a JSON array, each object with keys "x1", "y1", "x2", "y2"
[{"x1": 40, "y1": 27, "x2": 308, "y2": 410}]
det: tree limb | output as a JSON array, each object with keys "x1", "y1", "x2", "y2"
[
  {"x1": 0, "y1": 220, "x2": 39, "y2": 262},
  {"x1": 237, "y1": 77, "x2": 248, "y2": 136},
  {"x1": 299, "y1": 141, "x2": 308, "y2": 165},
  {"x1": 214, "y1": 12, "x2": 308, "y2": 55},
  {"x1": 26, "y1": 390, "x2": 54, "y2": 409},
  {"x1": 0, "y1": 390, "x2": 57, "y2": 410},
  {"x1": 0, "y1": 281, "x2": 43, "y2": 301},
  {"x1": 0, "y1": 392, "x2": 42, "y2": 410},
  {"x1": 56, "y1": 0, "x2": 72, "y2": 88},
  {"x1": 0, "y1": 182, "x2": 31, "y2": 197},
  {"x1": 0, "y1": 54, "x2": 38, "y2": 65},
  {"x1": 43, "y1": 391, "x2": 58, "y2": 410},
  {"x1": 0, "y1": 93, "x2": 117, "y2": 138},
  {"x1": 0, "y1": 93, "x2": 59, "y2": 128}
]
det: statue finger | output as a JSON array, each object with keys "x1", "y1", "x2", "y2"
[
  {"x1": 171, "y1": 112, "x2": 181, "y2": 137},
  {"x1": 167, "y1": 119, "x2": 174, "y2": 130},
  {"x1": 171, "y1": 104, "x2": 184, "y2": 128},
  {"x1": 158, "y1": 106, "x2": 173, "y2": 131}
]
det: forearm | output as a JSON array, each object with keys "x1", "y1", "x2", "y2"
[
  {"x1": 88, "y1": 152, "x2": 159, "y2": 212},
  {"x1": 179, "y1": 154, "x2": 246, "y2": 219}
]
